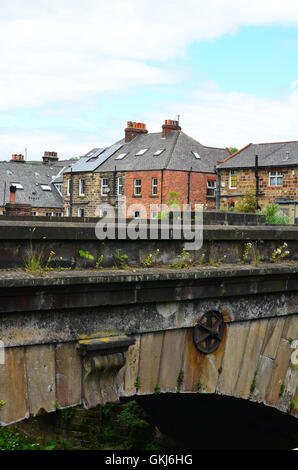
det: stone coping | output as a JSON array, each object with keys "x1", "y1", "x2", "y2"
[
  {"x1": 0, "y1": 220, "x2": 296, "y2": 240},
  {"x1": 0, "y1": 262, "x2": 298, "y2": 288}
]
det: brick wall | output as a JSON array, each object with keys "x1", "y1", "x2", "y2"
[
  {"x1": 124, "y1": 170, "x2": 217, "y2": 217},
  {"x1": 63, "y1": 169, "x2": 217, "y2": 219}
]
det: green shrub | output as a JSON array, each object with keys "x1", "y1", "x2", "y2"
[
  {"x1": 234, "y1": 186, "x2": 257, "y2": 213},
  {"x1": 260, "y1": 203, "x2": 289, "y2": 224}
]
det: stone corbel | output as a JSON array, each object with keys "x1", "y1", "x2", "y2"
[{"x1": 77, "y1": 335, "x2": 135, "y2": 408}]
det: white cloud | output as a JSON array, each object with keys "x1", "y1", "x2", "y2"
[
  {"x1": 0, "y1": 128, "x2": 112, "y2": 161},
  {"x1": 1, "y1": 1, "x2": 298, "y2": 111},
  {"x1": 3, "y1": 84, "x2": 298, "y2": 160},
  {"x1": 145, "y1": 84, "x2": 298, "y2": 149},
  {"x1": 2, "y1": 1, "x2": 298, "y2": 158}
]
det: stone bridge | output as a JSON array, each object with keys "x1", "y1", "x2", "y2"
[{"x1": 0, "y1": 215, "x2": 297, "y2": 447}]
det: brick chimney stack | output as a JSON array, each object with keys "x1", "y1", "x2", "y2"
[
  {"x1": 162, "y1": 119, "x2": 181, "y2": 138},
  {"x1": 43, "y1": 151, "x2": 58, "y2": 164},
  {"x1": 4, "y1": 185, "x2": 32, "y2": 216},
  {"x1": 11, "y1": 154, "x2": 25, "y2": 163},
  {"x1": 125, "y1": 121, "x2": 148, "y2": 142}
]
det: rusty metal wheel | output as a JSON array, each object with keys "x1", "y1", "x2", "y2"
[{"x1": 193, "y1": 311, "x2": 224, "y2": 354}]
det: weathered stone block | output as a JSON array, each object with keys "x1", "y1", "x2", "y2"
[
  {"x1": 265, "y1": 339, "x2": 291, "y2": 406},
  {"x1": 120, "y1": 335, "x2": 141, "y2": 397},
  {"x1": 55, "y1": 342, "x2": 82, "y2": 408},
  {"x1": 261, "y1": 317, "x2": 286, "y2": 359},
  {"x1": 182, "y1": 329, "x2": 204, "y2": 392},
  {"x1": 158, "y1": 329, "x2": 186, "y2": 392},
  {"x1": 25, "y1": 344, "x2": 56, "y2": 416},
  {"x1": 199, "y1": 323, "x2": 228, "y2": 393},
  {"x1": 0, "y1": 347, "x2": 28, "y2": 425},
  {"x1": 138, "y1": 332, "x2": 163, "y2": 394},
  {"x1": 254, "y1": 355, "x2": 274, "y2": 402},
  {"x1": 234, "y1": 319, "x2": 268, "y2": 398},
  {"x1": 217, "y1": 321, "x2": 250, "y2": 396}
]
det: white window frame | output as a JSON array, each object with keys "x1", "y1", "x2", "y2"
[
  {"x1": 153, "y1": 149, "x2": 165, "y2": 156},
  {"x1": 46, "y1": 211, "x2": 54, "y2": 217},
  {"x1": 79, "y1": 178, "x2": 85, "y2": 196},
  {"x1": 101, "y1": 178, "x2": 109, "y2": 196},
  {"x1": 151, "y1": 210, "x2": 158, "y2": 219},
  {"x1": 55, "y1": 183, "x2": 63, "y2": 196},
  {"x1": 67, "y1": 179, "x2": 71, "y2": 196},
  {"x1": 207, "y1": 180, "x2": 216, "y2": 197},
  {"x1": 269, "y1": 171, "x2": 283, "y2": 187},
  {"x1": 66, "y1": 207, "x2": 70, "y2": 217},
  {"x1": 134, "y1": 179, "x2": 141, "y2": 196},
  {"x1": 117, "y1": 177, "x2": 123, "y2": 196},
  {"x1": 229, "y1": 169, "x2": 237, "y2": 189},
  {"x1": 135, "y1": 148, "x2": 148, "y2": 156},
  {"x1": 11, "y1": 182, "x2": 23, "y2": 189},
  {"x1": 192, "y1": 151, "x2": 201, "y2": 159},
  {"x1": 56, "y1": 212, "x2": 63, "y2": 217},
  {"x1": 40, "y1": 184, "x2": 52, "y2": 191},
  {"x1": 115, "y1": 152, "x2": 128, "y2": 160},
  {"x1": 152, "y1": 177, "x2": 158, "y2": 195},
  {"x1": 31, "y1": 211, "x2": 38, "y2": 216},
  {"x1": 78, "y1": 208, "x2": 85, "y2": 217}
]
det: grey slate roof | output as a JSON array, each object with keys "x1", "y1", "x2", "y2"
[
  {"x1": 66, "y1": 131, "x2": 229, "y2": 174},
  {"x1": 217, "y1": 141, "x2": 298, "y2": 169},
  {"x1": 0, "y1": 162, "x2": 64, "y2": 208}
]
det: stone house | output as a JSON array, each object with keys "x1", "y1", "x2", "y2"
[
  {"x1": 63, "y1": 120, "x2": 230, "y2": 218},
  {"x1": 217, "y1": 140, "x2": 298, "y2": 222},
  {"x1": 0, "y1": 152, "x2": 68, "y2": 216}
]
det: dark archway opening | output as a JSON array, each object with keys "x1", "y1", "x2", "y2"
[{"x1": 132, "y1": 394, "x2": 298, "y2": 450}]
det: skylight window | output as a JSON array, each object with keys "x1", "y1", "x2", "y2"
[
  {"x1": 115, "y1": 152, "x2": 128, "y2": 160},
  {"x1": 135, "y1": 148, "x2": 148, "y2": 156},
  {"x1": 192, "y1": 151, "x2": 201, "y2": 159},
  {"x1": 40, "y1": 184, "x2": 52, "y2": 191},
  {"x1": 153, "y1": 149, "x2": 165, "y2": 156},
  {"x1": 6, "y1": 170, "x2": 12, "y2": 175},
  {"x1": 11, "y1": 182, "x2": 23, "y2": 189}
]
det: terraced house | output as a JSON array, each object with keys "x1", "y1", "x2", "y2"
[
  {"x1": 63, "y1": 120, "x2": 230, "y2": 218},
  {"x1": 0, "y1": 152, "x2": 68, "y2": 216},
  {"x1": 217, "y1": 140, "x2": 298, "y2": 222}
]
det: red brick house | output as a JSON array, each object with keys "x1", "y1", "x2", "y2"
[{"x1": 63, "y1": 120, "x2": 230, "y2": 218}]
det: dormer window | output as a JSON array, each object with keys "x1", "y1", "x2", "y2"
[{"x1": 135, "y1": 148, "x2": 148, "y2": 156}]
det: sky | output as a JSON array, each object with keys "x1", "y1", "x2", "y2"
[{"x1": 2, "y1": 1, "x2": 298, "y2": 161}]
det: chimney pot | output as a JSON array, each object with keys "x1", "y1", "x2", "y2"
[
  {"x1": 162, "y1": 118, "x2": 181, "y2": 138},
  {"x1": 125, "y1": 120, "x2": 148, "y2": 142}
]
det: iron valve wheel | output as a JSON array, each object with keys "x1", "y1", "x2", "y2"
[{"x1": 193, "y1": 311, "x2": 225, "y2": 354}]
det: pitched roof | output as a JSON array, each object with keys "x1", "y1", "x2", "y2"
[
  {"x1": 217, "y1": 141, "x2": 298, "y2": 169},
  {"x1": 66, "y1": 131, "x2": 229, "y2": 174},
  {"x1": 0, "y1": 162, "x2": 63, "y2": 208}
]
